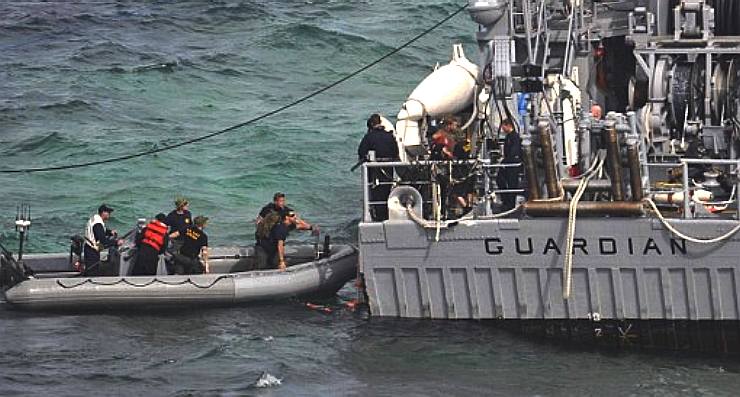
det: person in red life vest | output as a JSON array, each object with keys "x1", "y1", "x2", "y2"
[
  {"x1": 430, "y1": 116, "x2": 459, "y2": 160},
  {"x1": 132, "y1": 213, "x2": 169, "y2": 276}
]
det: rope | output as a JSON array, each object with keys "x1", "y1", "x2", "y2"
[
  {"x1": 563, "y1": 155, "x2": 604, "y2": 300},
  {"x1": 56, "y1": 274, "x2": 231, "y2": 289},
  {"x1": 643, "y1": 198, "x2": 740, "y2": 244},
  {"x1": 0, "y1": 3, "x2": 468, "y2": 174}
]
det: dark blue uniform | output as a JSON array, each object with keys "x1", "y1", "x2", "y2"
[
  {"x1": 496, "y1": 131, "x2": 523, "y2": 210},
  {"x1": 358, "y1": 127, "x2": 400, "y2": 221},
  {"x1": 255, "y1": 222, "x2": 290, "y2": 270}
]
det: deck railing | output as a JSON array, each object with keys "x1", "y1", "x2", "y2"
[{"x1": 361, "y1": 159, "x2": 528, "y2": 222}]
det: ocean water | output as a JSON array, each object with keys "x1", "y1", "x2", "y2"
[{"x1": 1, "y1": 1, "x2": 739, "y2": 395}]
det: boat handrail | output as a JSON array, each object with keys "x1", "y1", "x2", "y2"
[{"x1": 676, "y1": 158, "x2": 740, "y2": 219}]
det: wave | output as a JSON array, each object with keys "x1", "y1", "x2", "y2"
[
  {"x1": 253, "y1": 372, "x2": 282, "y2": 388},
  {"x1": 9, "y1": 131, "x2": 79, "y2": 155},
  {"x1": 38, "y1": 99, "x2": 95, "y2": 111},
  {"x1": 204, "y1": 1, "x2": 272, "y2": 20},
  {"x1": 268, "y1": 23, "x2": 390, "y2": 51},
  {"x1": 70, "y1": 41, "x2": 171, "y2": 68}
]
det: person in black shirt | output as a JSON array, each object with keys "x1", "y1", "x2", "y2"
[
  {"x1": 255, "y1": 192, "x2": 315, "y2": 240},
  {"x1": 256, "y1": 211, "x2": 296, "y2": 271},
  {"x1": 496, "y1": 119, "x2": 523, "y2": 210},
  {"x1": 173, "y1": 215, "x2": 209, "y2": 275},
  {"x1": 165, "y1": 197, "x2": 192, "y2": 245},
  {"x1": 357, "y1": 113, "x2": 400, "y2": 221}
]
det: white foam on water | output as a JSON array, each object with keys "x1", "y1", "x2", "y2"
[{"x1": 254, "y1": 372, "x2": 282, "y2": 388}]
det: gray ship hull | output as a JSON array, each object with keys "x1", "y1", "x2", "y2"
[{"x1": 359, "y1": 218, "x2": 740, "y2": 320}]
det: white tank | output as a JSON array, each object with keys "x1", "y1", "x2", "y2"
[{"x1": 395, "y1": 44, "x2": 479, "y2": 161}]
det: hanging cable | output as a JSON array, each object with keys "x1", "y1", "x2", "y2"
[{"x1": 1, "y1": 3, "x2": 468, "y2": 174}]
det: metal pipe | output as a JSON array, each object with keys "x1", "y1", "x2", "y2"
[
  {"x1": 604, "y1": 123, "x2": 625, "y2": 201},
  {"x1": 522, "y1": 142, "x2": 541, "y2": 200},
  {"x1": 682, "y1": 161, "x2": 691, "y2": 219},
  {"x1": 538, "y1": 120, "x2": 559, "y2": 198},
  {"x1": 627, "y1": 143, "x2": 643, "y2": 201},
  {"x1": 578, "y1": 119, "x2": 591, "y2": 172},
  {"x1": 523, "y1": 201, "x2": 645, "y2": 217},
  {"x1": 361, "y1": 163, "x2": 371, "y2": 222},
  {"x1": 561, "y1": 178, "x2": 612, "y2": 192},
  {"x1": 736, "y1": 159, "x2": 740, "y2": 220}
]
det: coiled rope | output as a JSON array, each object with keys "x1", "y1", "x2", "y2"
[{"x1": 0, "y1": 4, "x2": 468, "y2": 174}]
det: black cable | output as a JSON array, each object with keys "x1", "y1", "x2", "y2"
[{"x1": 1, "y1": 3, "x2": 468, "y2": 174}]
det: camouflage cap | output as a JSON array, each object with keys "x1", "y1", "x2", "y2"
[
  {"x1": 194, "y1": 215, "x2": 209, "y2": 226},
  {"x1": 175, "y1": 197, "x2": 189, "y2": 208}
]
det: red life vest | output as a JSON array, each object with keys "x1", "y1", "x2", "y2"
[{"x1": 141, "y1": 220, "x2": 167, "y2": 252}]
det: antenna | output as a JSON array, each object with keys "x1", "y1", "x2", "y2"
[{"x1": 14, "y1": 203, "x2": 31, "y2": 261}]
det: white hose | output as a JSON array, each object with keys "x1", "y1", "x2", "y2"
[
  {"x1": 644, "y1": 198, "x2": 740, "y2": 244},
  {"x1": 459, "y1": 85, "x2": 479, "y2": 131}
]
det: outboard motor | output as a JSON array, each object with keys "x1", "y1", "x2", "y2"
[
  {"x1": 314, "y1": 233, "x2": 332, "y2": 260},
  {"x1": 0, "y1": 246, "x2": 25, "y2": 292}
]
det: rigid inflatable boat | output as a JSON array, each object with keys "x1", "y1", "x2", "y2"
[{"x1": 1, "y1": 241, "x2": 358, "y2": 311}]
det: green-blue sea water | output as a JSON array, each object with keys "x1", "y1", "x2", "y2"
[{"x1": 1, "y1": 1, "x2": 739, "y2": 395}]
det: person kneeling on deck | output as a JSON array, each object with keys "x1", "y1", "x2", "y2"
[
  {"x1": 83, "y1": 204, "x2": 123, "y2": 275},
  {"x1": 173, "y1": 215, "x2": 209, "y2": 275},
  {"x1": 255, "y1": 210, "x2": 297, "y2": 271},
  {"x1": 132, "y1": 213, "x2": 169, "y2": 276}
]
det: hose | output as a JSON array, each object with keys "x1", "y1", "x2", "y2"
[{"x1": 644, "y1": 198, "x2": 740, "y2": 244}]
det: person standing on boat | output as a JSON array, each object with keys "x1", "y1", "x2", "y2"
[
  {"x1": 496, "y1": 119, "x2": 522, "y2": 211},
  {"x1": 165, "y1": 197, "x2": 192, "y2": 252},
  {"x1": 132, "y1": 213, "x2": 169, "y2": 276},
  {"x1": 256, "y1": 210, "x2": 297, "y2": 271},
  {"x1": 173, "y1": 215, "x2": 209, "y2": 274},
  {"x1": 357, "y1": 113, "x2": 400, "y2": 221},
  {"x1": 83, "y1": 204, "x2": 123, "y2": 275},
  {"x1": 255, "y1": 193, "x2": 315, "y2": 240}
]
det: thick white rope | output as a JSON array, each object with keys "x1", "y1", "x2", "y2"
[
  {"x1": 644, "y1": 198, "x2": 740, "y2": 244},
  {"x1": 563, "y1": 156, "x2": 604, "y2": 300}
]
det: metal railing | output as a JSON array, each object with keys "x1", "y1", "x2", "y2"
[
  {"x1": 678, "y1": 158, "x2": 740, "y2": 219},
  {"x1": 361, "y1": 159, "x2": 491, "y2": 222},
  {"x1": 360, "y1": 159, "x2": 527, "y2": 222}
]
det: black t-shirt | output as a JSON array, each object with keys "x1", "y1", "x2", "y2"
[
  {"x1": 180, "y1": 226, "x2": 208, "y2": 258},
  {"x1": 166, "y1": 209, "x2": 192, "y2": 236},
  {"x1": 259, "y1": 222, "x2": 289, "y2": 256},
  {"x1": 257, "y1": 203, "x2": 296, "y2": 236},
  {"x1": 259, "y1": 203, "x2": 292, "y2": 218}
]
